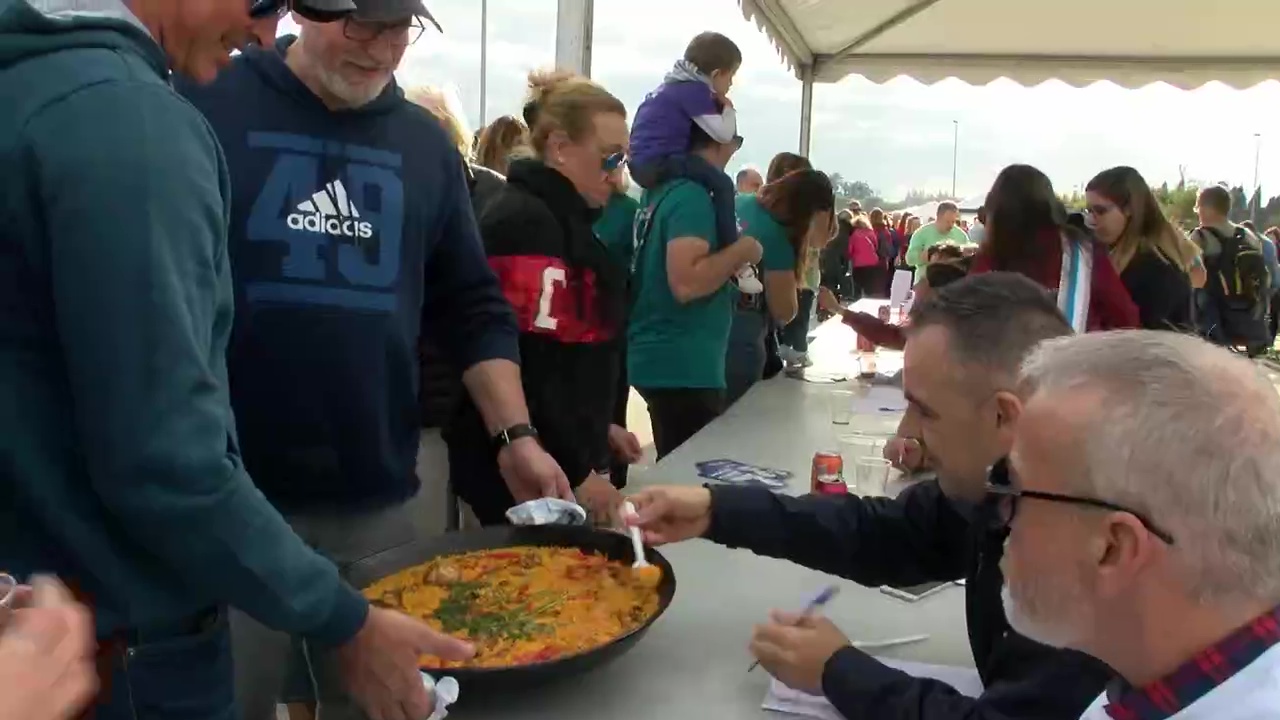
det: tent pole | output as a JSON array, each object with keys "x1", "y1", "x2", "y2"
[
  {"x1": 799, "y1": 64, "x2": 814, "y2": 156},
  {"x1": 555, "y1": 0, "x2": 594, "y2": 77}
]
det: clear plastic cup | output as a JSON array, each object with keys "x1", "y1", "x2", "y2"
[
  {"x1": 839, "y1": 432, "x2": 887, "y2": 467},
  {"x1": 829, "y1": 391, "x2": 855, "y2": 425},
  {"x1": 852, "y1": 457, "x2": 893, "y2": 495}
]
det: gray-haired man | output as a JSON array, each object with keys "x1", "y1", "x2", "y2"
[{"x1": 1000, "y1": 330, "x2": 1280, "y2": 718}]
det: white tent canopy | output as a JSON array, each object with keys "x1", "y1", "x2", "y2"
[
  {"x1": 552, "y1": 0, "x2": 1280, "y2": 154},
  {"x1": 737, "y1": 0, "x2": 1280, "y2": 89}
]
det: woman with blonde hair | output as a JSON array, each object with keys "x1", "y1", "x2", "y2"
[
  {"x1": 447, "y1": 70, "x2": 636, "y2": 526},
  {"x1": 406, "y1": 84, "x2": 505, "y2": 216},
  {"x1": 475, "y1": 114, "x2": 530, "y2": 175},
  {"x1": 1085, "y1": 166, "x2": 1200, "y2": 331}
]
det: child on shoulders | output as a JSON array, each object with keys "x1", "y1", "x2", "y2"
[{"x1": 631, "y1": 32, "x2": 751, "y2": 289}]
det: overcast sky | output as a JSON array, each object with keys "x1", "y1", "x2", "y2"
[{"x1": 285, "y1": 0, "x2": 1280, "y2": 201}]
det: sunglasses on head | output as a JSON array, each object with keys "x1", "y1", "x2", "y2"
[{"x1": 248, "y1": 0, "x2": 350, "y2": 23}]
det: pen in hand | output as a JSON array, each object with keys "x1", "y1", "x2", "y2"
[{"x1": 748, "y1": 585, "x2": 840, "y2": 672}]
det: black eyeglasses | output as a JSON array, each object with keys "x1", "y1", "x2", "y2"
[
  {"x1": 248, "y1": 0, "x2": 350, "y2": 23},
  {"x1": 985, "y1": 458, "x2": 1174, "y2": 545},
  {"x1": 342, "y1": 16, "x2": 428, "y2": 46}
]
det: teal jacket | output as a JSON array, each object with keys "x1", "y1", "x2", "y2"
[{"x1": 0, "y1": 0, "x2": 366, "y2": 644}]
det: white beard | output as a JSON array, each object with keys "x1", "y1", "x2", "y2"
[{"x1": 1001, "y1": 582, "x2": 1082, "y2": 650}]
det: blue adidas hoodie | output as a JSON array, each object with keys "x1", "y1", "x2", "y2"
[
  {"x1": 176, "y1": 38, "x2": 519, "y2": 512},
  {"x1": 0, "y1": 0, "x2": 364, "y2": 644}
]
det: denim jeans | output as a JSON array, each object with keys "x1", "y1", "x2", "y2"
[
  {"x1": 93, "y1": 609, "x2": 238, "y2": 720},
  {"x1": 780, "y1": 289, "x2": 815, "y2": 353},
  {"x1": 725, "y1": 309, "x2": 768, "y2": 407}
]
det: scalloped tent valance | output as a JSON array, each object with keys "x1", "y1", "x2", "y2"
[{"x1": 738, "y1": 0, "x2": 1280, "y2": 89}]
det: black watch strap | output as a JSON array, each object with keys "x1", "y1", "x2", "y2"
[{"x1": 492, "y1": 423, "x2": 538, "y2": 450}]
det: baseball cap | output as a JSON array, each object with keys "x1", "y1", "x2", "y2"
[{"x1": 352, "y1": 0, "x2": 443, "y2": 31}]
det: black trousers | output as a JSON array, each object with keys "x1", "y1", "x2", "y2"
[{"x1": 636, "y1": 387, "x2": 725, "y2": 461}]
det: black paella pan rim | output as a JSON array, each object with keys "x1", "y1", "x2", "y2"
[{"x1": 344, "y1": 524, "x2": 677, "y2": 686}]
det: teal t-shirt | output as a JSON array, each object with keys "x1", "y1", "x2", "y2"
[
  {"x1": 628, "y1": 180, "x2": 733, "y2": 390},
  {"x1": 733, "y1": 194, "x2": 795, "y2": 311},
  {"x1": 594, "y1": 192, "x2": 640, "y2": 270}
]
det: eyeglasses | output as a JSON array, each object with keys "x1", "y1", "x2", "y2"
[
  {"x1": 1085, "y1": 204, "x2": 1115, "y2": 217},
  {"x1": 984, "y1": 458, "x2": 1174, "y2": 545},
  {"x1": 602, "y1": 151, "x2": 626, "y2": 173},
  {"x1": 248, "y1": 0, "x2": 349, "y2": 23},
  {"x1": 343, "y1": 16, "x2": 428, "y2": 46}
]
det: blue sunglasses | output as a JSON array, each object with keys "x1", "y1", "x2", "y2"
[{"x1": 602, "y1": 152, "x2": 626, "y2": 173}]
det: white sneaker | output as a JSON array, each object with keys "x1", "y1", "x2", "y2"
[{"x1": 736, "y1": 265, "x2": 763, "y2": 295}]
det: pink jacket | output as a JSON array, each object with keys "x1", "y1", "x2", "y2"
[{"x1": 848, "y1": 227, "x2": 880, "y2": 268}]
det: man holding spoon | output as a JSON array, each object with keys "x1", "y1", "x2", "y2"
[{"x1": 627, "y1": 273, "x2": 1113, "y2": 720}]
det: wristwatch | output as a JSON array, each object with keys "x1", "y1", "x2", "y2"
[{"x1": 492, "y1": 423, "x2": 538, "y2": 451}]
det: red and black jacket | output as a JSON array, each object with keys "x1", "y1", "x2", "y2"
[{"x1": 445, "y1": 160, "x2": 627, "y2": 522}]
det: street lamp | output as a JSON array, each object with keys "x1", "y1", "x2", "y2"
[
  {"x1": 1253, "y1": 133, "x2": 1262, "y2": 225},
  {"x1": 951, "y1": 120, "x2": 959, "y2": 197},
  {"x1": 479, "y1": 0, "x2": 489, "y2": 126}
]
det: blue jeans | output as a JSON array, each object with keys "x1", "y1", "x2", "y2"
[
  {"x1": 93, "y1": 609, "x2": 238, "y2": 720},
  {"x1": 780, "y1": 289, "x2": 815, "y2": 353},
  {"x1": 630, "y1": 154, "x2": 737, "y2": 251},
  {"x1": 725, "y1": 309, "x2": 768, "y2": 407}
]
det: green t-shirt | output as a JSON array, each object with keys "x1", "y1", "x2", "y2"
[
  {"x1": 905, "y1": 223, "x2": 973, "y2": 269},
  {"x1": 594, "y1": 192, "x2": 640, "y2": 270},
  {"x1": 736, "y1": 194, "x2": 794, "y2": 273},
  {"x1": 628, "y1": 180, "x2": 733, "y2": 390},
  {"x1": 734, "y1": 194, "x2": 795, "y2": 310}
]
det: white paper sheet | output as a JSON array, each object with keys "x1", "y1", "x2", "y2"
[
  {"x1": 762, "y1": 660, "x2": 983, "y2": 719},
  {"x1": 849, "y1": 386, "x2": 908, "y2": 416},
  {"x1": 889, "y1": 269, "x2": 914, "y2": 307}
]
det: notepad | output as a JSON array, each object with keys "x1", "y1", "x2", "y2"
[{"x1": 762, "y1": 659, "x2": 983, "y2": 719}]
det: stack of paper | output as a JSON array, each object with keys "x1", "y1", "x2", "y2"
[{"x1": 762, "y1": 659, "x2": 983, "y2": 719}]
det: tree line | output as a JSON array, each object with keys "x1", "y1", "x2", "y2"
[{"x1": 831, "y1": 170, "x2": 1280, "y2": 231}]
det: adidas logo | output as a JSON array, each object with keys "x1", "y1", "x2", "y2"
[{"x1": 286, "y1": 179, "x2": 375, "y2": 239}]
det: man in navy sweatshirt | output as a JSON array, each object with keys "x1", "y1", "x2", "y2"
[
  {"x1": 0, "y1": 1, "x2": 482, "y2": 719},
  {"x1": 177, "y1": 1, "x2": 572, "y2": 717}
]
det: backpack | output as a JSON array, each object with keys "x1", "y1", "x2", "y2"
[
  {"x1": 874, "y1": 228, "x2": 895, "y2": 264},
  {"x1": 1203, "y1": 227, "x2": 1271, "y2": 351}
]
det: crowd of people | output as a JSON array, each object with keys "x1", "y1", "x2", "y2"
[{"x1": 2, "y1": 1, "x2": 1279, "y2": 720}]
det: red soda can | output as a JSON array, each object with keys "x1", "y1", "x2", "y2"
[{"x1": 811, "y1": 452, "x2": 847, "y2": 495}]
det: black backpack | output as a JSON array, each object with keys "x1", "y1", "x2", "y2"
[{"x1": 1203, "y1": 227, "x2": 1271, "y2": 351}]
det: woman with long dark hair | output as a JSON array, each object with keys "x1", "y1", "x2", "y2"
[
  {"x1": 725, "y1": 169, "x2": 835, "y2": 404},
  {"x1": 969, "y1": 164, "x2": 1139, "y2": 331},
  {"x1": 1084, "y1": 166, "x2": 1200, "y2": 331}
]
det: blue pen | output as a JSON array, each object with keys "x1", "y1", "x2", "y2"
[{"x1": 748, "y1": 585, "x2": 840, "y2": 672}]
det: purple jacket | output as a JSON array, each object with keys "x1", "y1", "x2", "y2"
[{"x1": 630, "y1": 60, "x2": 736, "y2": 166}]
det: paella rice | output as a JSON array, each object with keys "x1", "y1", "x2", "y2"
[{"x1": 362, "y1": 545, "x2": 662, "y2": 668}]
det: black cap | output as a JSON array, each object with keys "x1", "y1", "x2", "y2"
[{"x1": 352, "y1": 0, "x2": 442, "y2": 31}]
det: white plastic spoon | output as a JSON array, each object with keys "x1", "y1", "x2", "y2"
[{"x1": 622, "y1": 501, "x2": 649, "y2": 569}]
